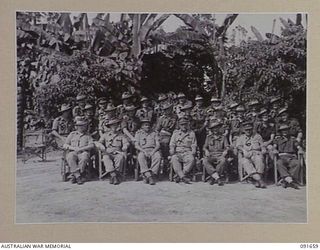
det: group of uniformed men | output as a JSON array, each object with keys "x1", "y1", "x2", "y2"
[{"x1": 51, "y1": 91, "x2": 305, "y2": 188}]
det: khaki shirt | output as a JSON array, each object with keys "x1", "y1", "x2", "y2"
[
  {"x1": 204, "y1": 134, "x2": 229, "y2": 153},
  {"x1": 236, "y1": 133, "x2": 264, "y2": 152},
  {"x1": 52, "y1": 116, "x2": 74, "y2": 136},
  {"x1": 229, "y1": 118, "x2": 243, "y2": 135},
  {"x1": 156, "y1": 115, "x2": 177, "y2": 135},
  {"x1": 135, "y1": 130, "x2": 159, "y2": 149},
  {"x1": 99, "y1": 131, "x2": 129, "y2": 154},
  {"x1": 191, "y1": 106, "x2": 206, "y2": 121},
  {"x1": 274, "y1": 136, "x2": 298, "y2": 154},
  {"x1": 121, "y1": 116, "x2": 140, "y2": 134},
  {"x1": 65, "y1": 131, "x2": 93, "y2": 148},
  {"x1": 276, "y1": 118, "x2": 302, "y2": 137},
  {"x1": 170, "y1": 129, "x2": 197, "y2": 153},
  {"x1": 135, "y1": 108, "x2": 154, "y2": 121},
  {"x1": 174, "y1": 100, "x2": 192, "y2": 117},
  {"x1": 72, "y1": 106, "x2": 84, "y2": 118}
]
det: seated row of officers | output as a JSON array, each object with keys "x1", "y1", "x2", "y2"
[{"x1": 52, "y1": 92, "x2": 304, "y2": 189}]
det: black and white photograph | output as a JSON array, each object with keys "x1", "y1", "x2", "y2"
[{"x1": 16, "y1": 12, "x2": 307, "y2": 223}]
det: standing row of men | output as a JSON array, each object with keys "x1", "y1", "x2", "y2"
[{"x1": 51, "y1": 92, "x2": 304, "y2": 189}]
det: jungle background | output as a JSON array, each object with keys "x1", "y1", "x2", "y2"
[{"x1": 16, "y1": 12, "x2": 307, "y2": 150}]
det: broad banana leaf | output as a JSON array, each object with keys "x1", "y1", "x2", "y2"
[
  {"x1": 140, "y1": 14, "x2": 170, "y2": 42},
  {"x1": 56, "y1": 13, "x2": 73, "y2": 35},
  {"x1": 251, "y1": 26, "x2": 264, "y2": 41},
  {"x1": 174, "y1": 14, "x2": 208, "y2": 37},
  {"x1": 215, "y1": 14, "x2": 238, "y2": 38}
]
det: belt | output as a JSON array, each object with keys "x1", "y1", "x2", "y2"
[
  {"x1": 160, "y1": 129, "x2": 172, "y2": 136},
  {"x1": 279, "y1": 153, "x2": 296, "y2": 157}
]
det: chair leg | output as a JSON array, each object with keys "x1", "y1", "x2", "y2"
[
  {"x1": 98, "y1": 151, "x2": 102, "y2": 181},
  {"x1": 202, "y1": 161, "x2": 206, "y2": 182},
  {"x1": 238, "y1": 161, "x2": 243, "y2": 182},
  {"x1": 273, "y1": 156, "x2": 278, "y2": 185},
  {"x1": 298, "y1": 154, "x2": 305, "y2": 186},
  {"x1": 169, "y1": 162, "x2": 173, "y2": 182},
  {"x1": 134, "y1": 160, "x2": 139, "y2": 181}
]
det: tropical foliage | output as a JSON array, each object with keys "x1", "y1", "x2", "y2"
[{"x1": 16, "y1": 12, "x2": 307, "y2": 148}]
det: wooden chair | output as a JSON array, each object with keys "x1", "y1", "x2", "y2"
[
  {"x1": 97, "y1": 149, "x2": 128, "y2": 181},
  {"x1": 168, "y1": 155, "x2": 202, "y2": 182},
  {"x1": 61, "y1": 149, "x2": 97, "y2": 182},
  {"x1": 237, "y1": 151, "x2": 250, "y2": 182},
  {"x1": 23, "y1": 129, "x2": 48, "y2": 163},
  {"x1": 272, "y1": 150, "x2": 305, "y2": 186}
]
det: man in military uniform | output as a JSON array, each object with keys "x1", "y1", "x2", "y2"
[
  {"x1": 72, "y1": 94, "x2": 86, "y2": 118},
  {"x1": 256, "y1": 109, "x2": 275, "y2": 147},
  {"x1": 98, "y1": 103, "x2": 117, "y2": 137},
  {"x1": 155, "y1": 103, "x2": 177, "y2": 167},
  {"x1": 63, "y1": 117, "x2": 94, "y2": 185},
  {"x1": 178, "y1": 102, "x2": 193, "y2": 119},
  {"x1": 273, "y1": 125, "x2": 302, "y2": 189},
  {"x1": 269, "y1": 97, "x2": 281, "y2": 115},
  {"x1": 191, "y1": 95, "x2": 207, "y2": 158},
  {"x1": 135, "y1": 119, "x2": 161, "y2": 185},
  {"x1": 96, "y1": 98, "x2": 108, "y2": 119},
  {"x1": 154, "y1": 94, "x2": 168, "y2": 118},
  {"x1": 97, "y1": 118, "x2": 129, "y2": 185},
  {"x1": 229, "y1": 105, "x2": 245, "y2": 146},
  {"x1": 236, "y1": 122, "x2": 267, "y2": 188},
  {"x1": 169, "y1": 116, "x2": 197, "y2": 184},
  {"x1": 229, "y1": 102, "x2": 239, "y2": 113},
  {"x1": 135, "y1": 96, "x2": 154, "y2": 122},
  {"x1": 206, "y1": 97, "x2": 226, "y2": 123},
  {"x1": 51, "y1": 104, "x2": 74, "y2": 148},
  {"x1": 276, "y1": 108, "x2": 303, "y2": 143},
  {"x1": 116, "y1": 92, "x2": 134, "y2": 117},
  {"x1": 247, "y1": 99, "x2": 260, "y2": 114},
  {"x1": 84, "y1": 104, "x2": 99, "y2": 140},
  {"x1": 121, "y1": 105, "x2": 140, "y2": 143},
  {"x1": 203, "y1": 121, "x2": 233, "y2": 186},
  {"x1": 191, "y1": 95, "x2": 206, "y2": 120},
  {"x1": 174, "y1": 92, "x2": 192, "y2": 117}
]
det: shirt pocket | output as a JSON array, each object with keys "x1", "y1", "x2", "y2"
[
  {"x1": 185, "y1": 136, "x2": 193, "y2": 147},
  {"x1": 70, "y1": 137, "x2": 79, "y2": 147}
]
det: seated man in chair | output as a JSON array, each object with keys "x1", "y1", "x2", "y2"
[
  {"x1": 96, "y1": 118, "x2": 129, "y2": 185},
  {"x1": 236, "y1": 121, "x2": 267, "y2": 188},
  {"x1": 273, "y1": 124, "x2": 301, "y2": 189},
  {"x1": 134, "y1": 119, "x2": 161, "y2": 185},
  {"x1": 203, "y1": 120, "x2": 233, "y2": 186},
  {"x1": 169, "y1": 116, "x2": 197, "y2": 184},
  {"x1": 63, "y1": 117, "x2": 94, "y2": 185}
]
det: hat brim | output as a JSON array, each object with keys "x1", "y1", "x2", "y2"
[
  {"x1": 243, "y1": 126, "x2": 253, "y2": 130},
  {"x1": 279, "y1": 126, "x2": 289, "y2": 131},
  {"x1": 60, "y1": 107, "x2": 71, "y2": 112},
  {"x1": 141, "y1": 120, "x2": 151, "y2": 124},
  {"x1": 163, "y1": 105, "x2": 173, "y2": 110},
  {"x1": 209, "y1": 124, "x2": 221, "y2": 129},
  {"x1": 108, "y1": 121, "x2": 121, "y2": 126},
  {"x1": 75, "y1": 122, "x2": 88, "y2": 126},
  {"x1": 106, "y1": 108, "x2": 117, "y2": 112},
  {"x1": 122, "y1": 95, "x2": 133, "y2": 100}
]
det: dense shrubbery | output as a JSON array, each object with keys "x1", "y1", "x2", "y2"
[{"x1": 16, "y1": 12, "x2": 306, "y2": 147}]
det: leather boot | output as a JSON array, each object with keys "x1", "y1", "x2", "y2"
[
  {"x1": 76, "y1": 176, "x2": 84, "y2": 185},
  {"x1": 216, "y1": 178, "x2": 224, "y2": 186},
  {"x1": 148, "y1": 176, "x2": 155, "y2": 185}
]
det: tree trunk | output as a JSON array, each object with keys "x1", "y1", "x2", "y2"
[
  {"x1": 17, "y1": 85, "x2": 25, "y2": 151},
  {"x1": 132, "y1": 14, "x2": 141, "y2": 59}
]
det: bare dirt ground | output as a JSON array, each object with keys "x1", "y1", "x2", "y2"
[{"x1": 16, "y1": 150, "x2": 307, "y2": 223}]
